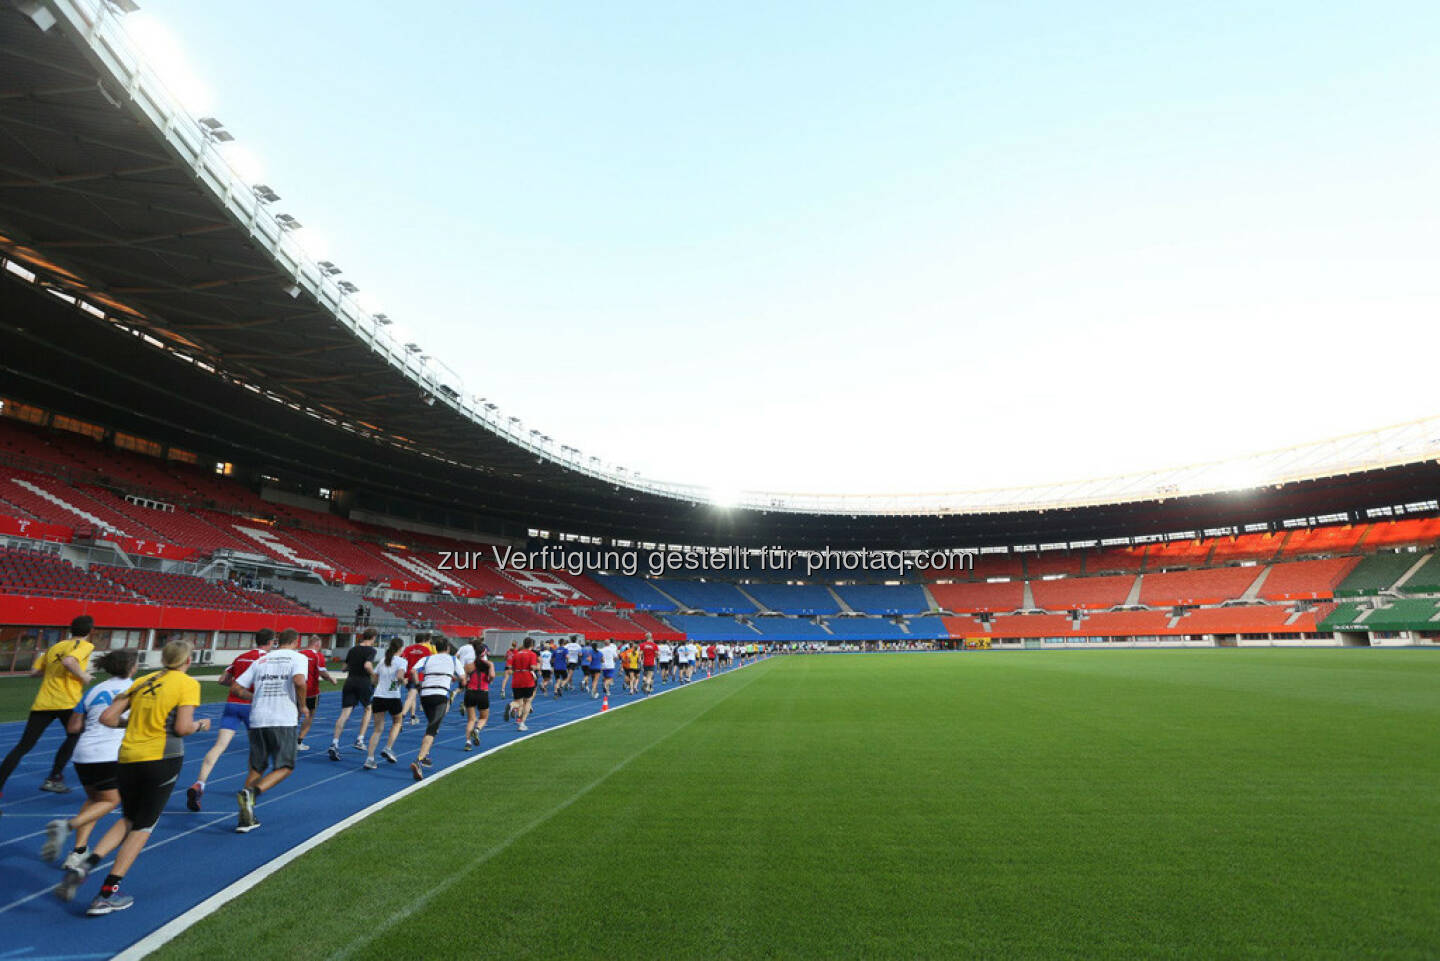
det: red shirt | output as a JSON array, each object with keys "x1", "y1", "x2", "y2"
[
  {"x1": 706, "y1": 644, "x2": 716, "y2": 659},
  {"x1": 504, "y1": 649, "x2": 515, "y2": 670},
  {"x1": 301, "y1": 647, "x2": 326, "y2": 697},
  {"x1": 401, "y1": 644, "x2": 431, "y2": 674},
  {"x1": 467, "y1": 657, "x2": 493, "y2": 692},
  {"x1": 225, "y1": 648, "x2": 267, "y2": 704},
  {"x1": 639, "y1": 640, "x2": 658, "y2": 667},
  {"x1": 510, "y1": 648, "x2": 538, "y2": 689}
]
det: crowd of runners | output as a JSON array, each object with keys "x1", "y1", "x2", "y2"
[{"x1": 0, "y1": 617, "x2": 764, "y2": 918}]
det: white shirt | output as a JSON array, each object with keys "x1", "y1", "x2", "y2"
[
  {"x1": 540, "y1": 649, "x2": 553, "y2": 670},
  {"x1": 72, "y1": 677, "x2": 129, "y2": 765},
  {"x1": 374, "y1": 655, "x2": 407, "y2": 700},
  {"x1": 565, "y1": 641, "x2": 582, "y2": 663},
  {"x1": 658, "y1": 643, "x2": 673, "y2": 663},
  {"x1": 416, "y1": 653, "x2": 463, "y2": 696},
  {"x1": 455, "y1": 644, "x2": 476, "y2": 672},
  {"x1": 236, "y1": 648, "x2": 308, "y2": 728},
  {"x1": 600, "y1": 643, "x2": 618, "y2": 669}
]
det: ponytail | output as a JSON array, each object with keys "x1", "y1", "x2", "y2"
[{"x1": 383, "y1": 637, "x2": 402, "y2": 667}]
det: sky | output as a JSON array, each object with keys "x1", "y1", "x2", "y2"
[{"x1": 124, "y1": 1, "x2": 1440, "y2": 496}]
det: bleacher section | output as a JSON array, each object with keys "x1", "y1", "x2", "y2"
[
  {"x1": 747, "y1": 617, "x2": 831, "y2": 642},
  {"x1": 0, "y1": 547, "x2": 135, "y2": 601},
  {"x1": 658, "y1": 580, "x2": 758, "y2": 614},
  {"x1": 1139, "y1": 566, "x2": 1263, "y2": 607},
  {"x1": 1336, "y1": 552, "x2": 1424, "y2": 596},
  {"x1": 742, "y1": 583, "x2": 841, "y2": 615},
  {"x1": 594, "y1": 575, "x2": 681, "y2": 611},
  {"x1": 1075, "y1": 610, "x2": 1174, "y2": 636},
  {"x1": 825, "y1": 616, "x2": 906, "y2": 640},
  {"x1": 662, "y1": 615, "x2": 756, "y2": 642},
  {"x1": 1256, "y1": 557, "x2": 1360, "y2": 601},
  {"x1": 98, "y1": 566, "x2": 254, "y2": 611},
  {"x1": 834, "y1": 584, "x2": 929, "y2": 615},
  {"x1": 1029, "y1": 574, "x2": 1135, "y2": 611},
  {"x1": 1399, "y1": 555, "x2": 1440, "y2": 594},
  {"x1": 928, "y1": 580, "x2": 1024, "y2": 613}
]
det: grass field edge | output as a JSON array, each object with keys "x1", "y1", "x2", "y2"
[{"x1": 112, "y1": 657, "x2": 771, "y2": 961}]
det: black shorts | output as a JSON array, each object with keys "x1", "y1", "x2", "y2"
[
  {"x1": 73, "y1": 760, "x2": 119, "y2": 793},
  {"x1": 511, "y1": 685, "x2": 535, "y2": 701},
  {"x1": 464, "y1": 690, "x2": 490, "y2": 710},
  {"x1": 624, "y1": 667, "x2": 638, "y2": 677},
  {"x1": 643, "y1": 664, "x2": 654, "y2": 674},
  {"x1": 117, "y1": 757, "x2": 182, "y2": 832},
  {"x1": 420, "y1": 694, "x2": 449, "y2": 736},
  {"x1": 541, "y1": 669, "x2": 553, "y2": 679},
  {"x1": 304, "y1": 695, "x2": 318, "y2": 712},
  {"x1": 341, "y1": 681, "x2": 373, "y2": 709},
  {"x1": 372, "y1": 697, "x2": 402, "y2": 717},
  {"x1": 248, "y1": 727, "x2": 298, "y2": 773}
]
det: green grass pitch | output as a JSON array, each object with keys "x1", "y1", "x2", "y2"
[{"x1": 150, "y1": 650, "x2": 1438, "y2": 960}]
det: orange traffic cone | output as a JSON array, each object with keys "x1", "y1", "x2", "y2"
[{"x1": 600, "y1": 694, "x2": 609, "y2": 712}]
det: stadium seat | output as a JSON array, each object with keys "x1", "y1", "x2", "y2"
[
  {"x1": 1029, "y1": 574, "x2": 1136, "y2": 611},
  {"x1": 1139, "y1": 566, "x2": 1264, "y2": 607}
]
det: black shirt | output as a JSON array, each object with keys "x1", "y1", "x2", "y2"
[{"x1": 344, "y1": 645, "x2": 377, "y2": 685}]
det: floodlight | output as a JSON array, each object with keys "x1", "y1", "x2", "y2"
[
  {"x1": 275, "y1": 214, "x2": 302, "y2": 231},
  {"x1": 372, "y1": 313, "x2": 393, "y2": 326},
  {"x1": 337, "y1": 281, "x2": 359, "y2": 294},
  {"x1": 253, "y1": 185, "x2": 281, "y2": 204},
  {"x1": 105, "y1": 0, "x2": 141, "y2": 13},
  {"x1": 318, "y1": 261, "x2": 341, "y2": 276},
  {"x1": 404, "y1": 343, "x2": 421, "y2": 352}
]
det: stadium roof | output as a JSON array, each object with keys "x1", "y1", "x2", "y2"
[{"x1": 1, "y1": 0, "x2": 1438, "y2": 551}]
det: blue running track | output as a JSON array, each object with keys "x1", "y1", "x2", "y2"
[{"x1": 0, "y1": 663, "x2": 751, "y2": 960}]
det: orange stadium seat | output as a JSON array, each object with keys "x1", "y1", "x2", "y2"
[
  {"x1": 1074, "y1": 609, "x2": 1175, "y2": 636},
  {"x1": 1257, "y1": 557, "x2": 1361, "y2": 601},
  {"x1": 1029, "y1": 574, "x2": 1136, "y2": 610},
  {"x1": 1173, "y1": 605, "x2": 1297, "y2": 634},
  {"x1": 987, "y1": 613, "x2": 1074, "y2": 638}
]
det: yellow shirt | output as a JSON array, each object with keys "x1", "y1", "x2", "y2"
[
  {"x1": 31, "y1": 637, "x2": 95, "y2": 711},
  {"x1": 118, "y1": 669, "x2": 201, "y2": 763}
]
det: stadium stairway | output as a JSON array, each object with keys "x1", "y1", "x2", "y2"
[
  {"x1": 1240, "y1": 565, "x2": 1272, "y2": 601},
  {"x1": 827, "y1": 586, "x2": 854, "y2": 612},
  {"x1": 1392, "y1": 554, "x2": 1438, "y2": 593},
  {"x1": 1123, "y1": 574, "x2": 1143, "y2": 607}
]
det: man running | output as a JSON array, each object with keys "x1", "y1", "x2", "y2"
[
  {"x1": 550, "y1": 641, "x2": 568, "y2": 698},
  {"x1": 329, "y1": 628, "x2": 379, "y2": 760},
  {"x1": 295, "y1": 636, "x2": 335, "y2": 752},
  {"x1": 658, "y1": 641, "x2": 674, "y2": 684},
  {"x1": 538, "y1": 643, "x2": 553, "y2": 696},
  {"x1": 564, "y1": 637, "x2": 583, "y2": 693},
  {"x1": 620, "y1": 643, "x2": 639, "y2": 694},
  {"x1": 231, "y1": 629, "x2": 309, "y2": 833},
  {"x1": 187, "y1": 628, "x2": 275, "y2": 811},
  {"x1": 0, "y1": 615, "x2": 95, "y2": 804},
  {"x1": 400, "y1": 634, "x2": 436, "y2": 725},
  {"x1": 410, "y1": 639, "x2": 465, "y2": 780},
  {"x1": 638, "y1": 637, "x2": 658, "y2": 693},
  {"x1": 509, "y1": 638, "x2": 539, "y2": 732},
  {"x1": 598, "y1": 639, "x2": 619, "y2": 699}
]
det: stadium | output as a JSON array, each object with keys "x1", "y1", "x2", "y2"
[{"x1": 0, "y1": 2, "x2": 1436, "y2": 958}]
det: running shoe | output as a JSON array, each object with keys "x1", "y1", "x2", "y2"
[
  {"x1": 85, "y1": 893, "x2": 134, "y2": 916},
  {"x1": 61, "y1": 850, "x2": 86, "y2": 872},
  {"x1": 40, "y1": 818, "x2": 70, "y2": 863},
  {"x1": 296, "y1": 742, "x2": 310, "y2": 752},
  {"x1": 327, "y1": 745, "x2": 341, "y2": 762},
  {"x1": 463, "y1": 741, "x2": 473, "y2": 752},
  {"x1": 55, "y1": 865, "x2": 86, "y2": 902},
  {"x1": 236, "y1": 789, "x2": 259, "y2": 833},
  {"x1": 186, "y1": 782, "x2": 203, "y2": 812},
  {"x1": 353, "y1": 738, "x2": 366, "y2": 751},
  {"x1": 380, "y1": 749, "x2": 398, "y2": 764},
  {"x1": 362, "y1": 759, "x2": 378, "y2": 770},
  {"x1": 410, "y1": 762, "x2": 424, "y2": 781},
  {"x1": 407, "y1": 716, "x2": 419, "y2": 727},
  {"x1": 420, "y1": 756, "x2": 433, "y2": 768},
  {"x1": 39, "y1": 777, "x2": 70, "y2": 794},
  {"x1": 517, "y1": 722, "x2": 528, "y2": 732}
]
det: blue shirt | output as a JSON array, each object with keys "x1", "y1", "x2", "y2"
[
  {"x1": 551, "y1": 648, "x2": 568, "y2": 671},
  {"x1": 587, "y1": 648, "x2": 603, "y2": 669}
]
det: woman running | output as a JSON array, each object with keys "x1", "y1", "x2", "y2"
[
  {"x1": 45, "y1": 649, "x2": 137, "y2": 896},
  {"x1": 462, "y1": 643, "x2": 495, "y2": 751},
  {"x1": 364, "y1": 638, "x2": 408, "y2": 769},
  {"x1": 72, "y1": 639, "x2": 209, "y2": 916}
]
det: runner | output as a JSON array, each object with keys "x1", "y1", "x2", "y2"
[
  {"x1": 0, "y1": 615, "x2": 95, "y2": 804},
  {"x1": 400, "y1": 634, "x2": 435, "y2": 726},
  {"x1": 638, "y1": 636, "x2": 658, "y2": 693},
  {"x1": 44, "y1": 649, "x2": 137, "y2": 900},
  {"x1": 499, "y1": 644, "x2": 516, "y2": 719},
  {"x1": 620, "y1": 642, "x2": 640, "y2": 694},
  {"x1": 76, "y1": 639, "x2": 209, "y2": 916},
  {"x1": 187, "y1": 628, "x2": 275, "y2": 812},
  {"x1": 410, "y1": 638, "x2": 465, "y2": 780},
  {"x1": 232, "y1": 628, "x2": 309, "y2": 834},
  {"x1": 564, "y1": 636, "x2": 583, "y2": 693},
  {"x1": 509, "y1": 638, "x2": 539, "y2": 731},
  {"x1": 676, "y1": 640, "x2": 692, "y2": 682},
  {"x1": 363, "y1": 638, "x2": 408, "y2": 769},
  {"x1": 549, "y1": 640, "x2": 568, "y2": 699},
  {"x1": 461, "y1": 643, "x2": 495, "y2": 750},
  {"x1": 295, "y1": 636, "x2": 335, "y2": 752},
  {"x1": 658, "y1": 641, "x2": 674, "y2": 684},
  {"x1": 538, "y1": 642, "x2": 553, "y2": 696},
  {"x1": 328, "y1": 628, "x2": 379, "y2": 760},
  {"x1": 583, "y1": 642, "x2": 601, "y2": 697},
  {"x1": 599, "y1": 638, "x2": 619, "y2": 698}
]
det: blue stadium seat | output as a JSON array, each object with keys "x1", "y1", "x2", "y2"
[
  {"x1": 743, "y1": 583, "x2": 841, "y2": 615},
  {"x1": 834, "y1": 584, "x2": 929, "y2": 615}
]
